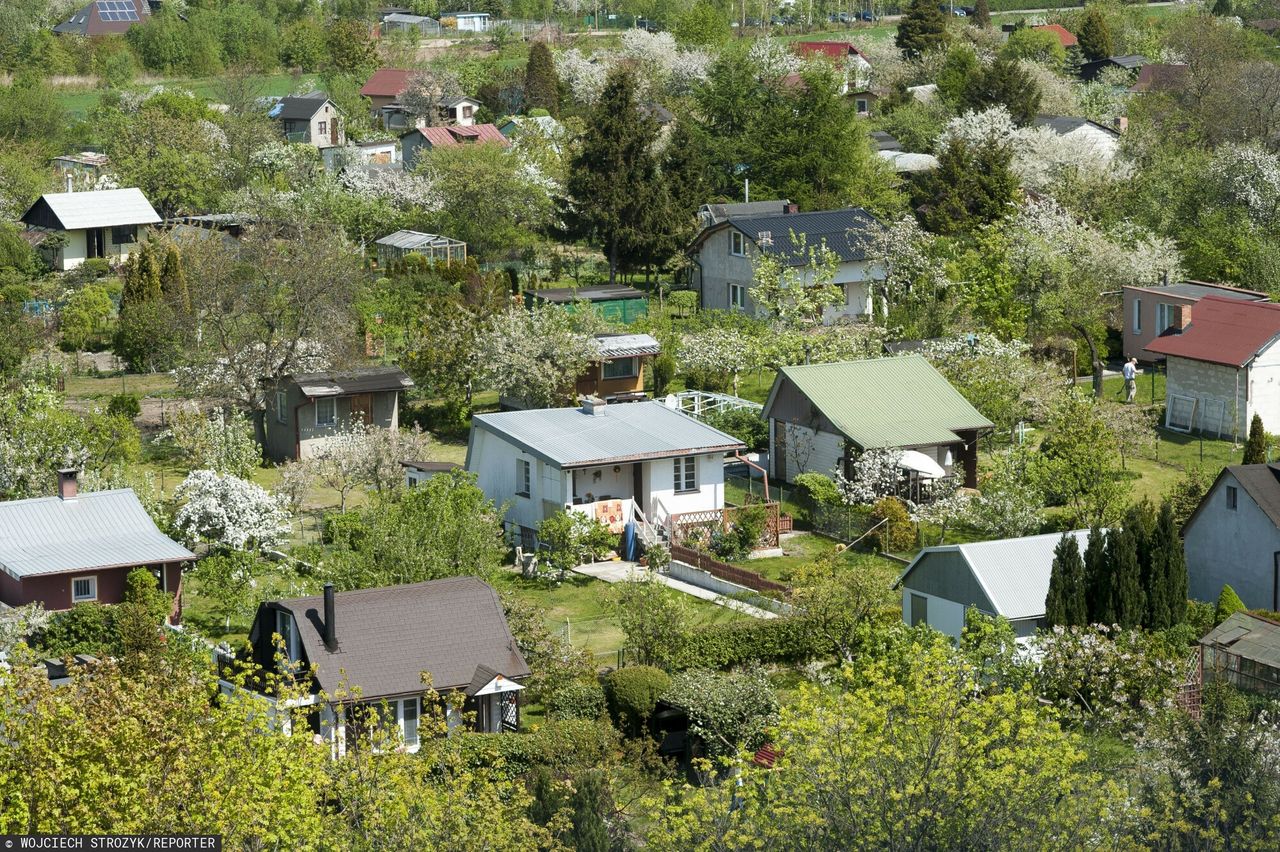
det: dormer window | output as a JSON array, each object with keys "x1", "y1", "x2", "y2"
[
  {"x1": 276, "y1": 609, "x2": 299, "y2": 664},
  {"x1": 730, "y1": 231, "x2": 745, "y2": 256}
]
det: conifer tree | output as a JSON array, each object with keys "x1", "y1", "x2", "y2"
[
  {"x1": 161, "y1": 244, "x2": 190, "y2": 315},
  {"x1": 972, "y1": 0, "x2": 990, "y2": 28},
  {"x1": 568, "y1": 772, "x2": 610, "y2": 852},
  {"x1": 1046, "y1": 533, "x2": 1087, "y2": 627},
  {"x1": 1154, "y1": 501, "x2": 1187, "y2": 627},
  {"x1": 1244, "y1": 413, "x2": 1268, "y2": 465},
  {"x1": 1109, "y1": 526, "x2": 1145, "y2": 629},
  {"x1": 896, "y1": 0, "x2": 949, "y2": 59},
  {"x1": 1077, "y1": 6, "x2": 1113, "y2": 63},
  {"x1": 1126, "y1": 501, "x2": 1159, "y2": 628},
  {"x1": 1212, "y1": 0, "x2": 1232, "y2": 16},
  {"x1": 1084, "y1": 526, "x2": 1111, "y2": 624},
  {"x1": 524, "y1": 41, "x2": 560, "y2": 117},
  {"x1": 136, "y1": 242, "x2": 162, "y2": 303},
  {"x1": 1216, "y1": 584, "x2": 1247, "y2": 623},
  {"x1": 962, "y1": 57, "x2": 1042, "y2": 126}
]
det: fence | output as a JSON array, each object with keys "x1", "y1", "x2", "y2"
[
  {"x1": 669, "y1": 543, "x2": 789, "y2": 596},
  {"x1": 669, "y1": 502, "x2": 785, "y2": 549}
]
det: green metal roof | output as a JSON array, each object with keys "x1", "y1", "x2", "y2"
[{"x1": 764, "y1": 355, "x2": 994, "y2": 449}]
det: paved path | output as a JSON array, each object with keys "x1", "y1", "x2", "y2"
[{"x1": 572, "y1": 561, "x2": 779, "y2": 619}]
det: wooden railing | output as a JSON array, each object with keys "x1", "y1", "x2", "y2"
[
  {"x1": 669, "y1": 544, "x2": 790, "y2": 596},
  {"x1": 669, "y1": 502, "x2": 787, "y2": 549}
]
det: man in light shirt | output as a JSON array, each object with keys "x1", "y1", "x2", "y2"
[{"x1": 1122, "y1": 357, "x2": 1138, "y2": 403}]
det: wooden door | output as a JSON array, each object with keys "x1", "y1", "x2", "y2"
[{"x1": 349, "y1": 393, "x2": 374, "y2": 425}]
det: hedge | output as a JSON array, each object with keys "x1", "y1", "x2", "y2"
[
  {"x1": 448, "y1": 718, "x2": 621, "y2": 780},
  {"x1": 545, "y1": 680, "x2": 607, "y2": 721},
  {"x1": 671, "y1": 616, "x2": 827, "y2": 670},
  {"x1": 604, "y1": 666, "x2": 670, "y2": 736}
]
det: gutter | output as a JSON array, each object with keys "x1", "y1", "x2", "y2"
[{"x1": 734, "y1": 451, "x2": 771, "y2": 503}]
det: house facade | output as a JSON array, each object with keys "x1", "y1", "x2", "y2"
[
  {"x1": 1123, "y1": 281, "x2": 1268, "y2": 362},
  {"x1": 466, "y1": 399, "x2": 745, "y2": 546},
  {"x1": 1030, "y1": 115, "x2": 1121, "y2": 161},
  {"x1": 0, "y1": 472, "x2": 193, "y2": 616},
  {"x1": 264, "y1": 366, "x2": 414, "y2": 462},
  {"x1": 241, "y1": 579, "x2": 530, "y2": 756},
  {"x1": 274, "y1": 95, "x2": 345, "y2": 149},
  {"x1": 1183, "y1": 464, "x2": 1280, "y2": 611},
  {"x1": 688, "y1": 206, "x2": 884, "y2": 322},
  {"x1": 792, "y1": 41, "x2": 873, "y2": 93},
  {"x1": 400, "y1": 123, "x2": 508, "y2": 171},
  {"x1": 761, "y1": 356, "x2": 993, "y2": 488},
  {"x1": 576, "y1": 334, "x2": 661, "y2": 404},
  {"x1": 19, "y1": 187, "x2": 160, "y2": 270},
  {"x1": 53, "y1": 0, "x2": 149, "y2": 36},
  {"x1": 1145, "y1": 296, "x2": 1280, "y2": 439},
  {"x1": 895, "y1": 531, "x2": 1091, "y2": 640}
]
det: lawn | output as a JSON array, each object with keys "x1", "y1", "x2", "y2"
[
  {"x1": 490, "y1": 570, "x2": 747, "y2": 663},
  {"x1": 736, "y1": 530, "x2": 905, "y2": 585},
  {"x1": 54, "y1": 72, "x2": 321, "y2": 118}
]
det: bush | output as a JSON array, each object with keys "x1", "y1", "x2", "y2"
[
  {"x1": 868, "y1": 496, "x2": 914, "y2": 553},
  {"x1": 671, "y1": 617, "x2": 824, "y2": 670},
  {"x1": 651, "y1": 351, "x2": 676, "y2": 397},
  {"x1": 603, "y1": 665, "x2": 670, "y2": 736},
  {"x1": 321, "y1": 511, "x2": 368, "y2": 549},
  {"x1": 546, "y1": 681, "x2": 607, "y2": 721},
  {"x1": 450, "y1": 718, "x2": 620, "y2": 779},
  {"x1": 107, "y1": 392, "x2": 141, "y2": 419},
  {"x1": 1216, "y1": 584, "x2": 1247, "y2": 624},
  {"x1": 703, "y1": 408, "x2": 768, "y2": 450},
  {"x1": 37, "y1": 602, "x2": 119, "y2": 657},
  {"x1": 667, "y1": 290, "x2": 698, "y2": 317},
  {"x1": 708, "y1": 503, "x2": 768, "y2": 561},
  {"x1": 794, "y1": 472, "x2": 841, "y2": 510}
]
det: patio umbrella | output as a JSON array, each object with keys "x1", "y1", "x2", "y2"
[{"x1": 899, "y1": 449, "x2": 946, "y2": 479}]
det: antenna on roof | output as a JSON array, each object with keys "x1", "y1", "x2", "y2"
[{"x1": 757, "y1": 230, "x2": 773, "y2": 247}]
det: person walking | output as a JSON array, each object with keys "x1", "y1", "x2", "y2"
[{"x1": 1122, "y1": 357, "x2": 1138, "y2": 403}]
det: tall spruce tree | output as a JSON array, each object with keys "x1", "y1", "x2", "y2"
[
  {"x1": 568, "y1": 771, "x2": 610, "y2": 852},
  {"x1": 1158, "y1": 501, "x2": 1188, "y2": 625},
  {"x1": 1244, "y1": 413, "x2": 1268, "y2": 465},
  {"x1": 896, "y1": 0, "x2": 949, "y2": 59},
  {"x1": 915, "y1": 136, "x2": 1019, "y2": 235},
  {"x1": 1084, "y1": 526, "x2": 1111, "y2": 624},
  {"x1": 560, "y1": 67, "x2": 665, "y2": 284},
  {"x1": 1046, "y1": 533, "x2": 1087, "y2": 627},
  {"x1": 1109, "y1": 526, "x2": 1145, "y2": 628},
  {"x1": 161, "y1": 244, "x2": 190, "y2": 315},
  {"x1": 1077, "y1": 6, "x2": 1113, "y2": 63},
  {"x1": 962, "y1": 57, "x2": 1042, "y2": 126},
  {"x1": 524, "y1": 40, "x2": 560, "y2": 117}
]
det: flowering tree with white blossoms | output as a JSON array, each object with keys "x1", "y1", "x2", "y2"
[
  {"x1": 834, "y1": 447, "x2": 904, "y2": 506},
  {"x1": 555, "y1": 48, "x2": 608, "y2": 105},
  {"x1": 1207, "y1": 143, "x2": 1280, "y2": 228},
  {"x1": 968, "y1": 448, "x2": 1044, "y2": 538},
  {"x1": 164, "y1": 405, "x2": 261, "y2": 479},
  {"x1": 677, "y1": 327, "x2": 766, "y2": 396},
  {"x1": 749, "y1": 235, "x2": 844, "y2": 329},
  {"x1": 0, "y1": 603, "x2": 50, "y2": 654},
  {"x1": 864, "y1": 216, "x2": 949, "y2": 326},
  {"x1": 173, "y1": 470, "x2": 289, "y2": 551},
  {"x1": 307, "y1": 421, "x2": 433, "y2": 511},
  {"x1": 475, "y1": 307, "x2": 597, "y2": 409}
]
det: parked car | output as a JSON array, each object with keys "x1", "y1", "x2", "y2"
[
  {"x1": 939, "y1": 4, "x2": 966, "y2": 14},
  {"x1": 635, "y1": 17, "x2": 660, "y2": 32},
  {"x1": 744, "y1": 16, "x2": 762, "y2": 26},
  {"x1": 857, "y1": 10, "x2": 878, "y2": 20}
]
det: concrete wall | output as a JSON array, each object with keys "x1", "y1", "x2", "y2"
[
  {"x1": 1165, "y1": 355, "x2": 1247, "y2": 439},
  {"x1": 1249, "y1": 341, "x2": 1280, "y2": 435},
  {"x1": 1184, "y1": 470, "x2": 1280, "y2": 610},
  {"x1": 667, "y1": 561, "x2": 788, "y2": 614}
]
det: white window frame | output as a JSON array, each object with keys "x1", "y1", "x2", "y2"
[
  {"x1": 1156, "y1": 302, "x2": 1175, "y2": 333},
  {"x1": 730, "y1": 230, "x2": 745, "y2": 257},
  {"x1": 276, "y1": 390, "x2": 288, "y2": 424},
  {"x1": 71, "y1": 575, "x2": 97, "y2": 603},
  {"x1": 855, "y1": 98, "x2": 869, "y2": 113},
  {"x1": 673, "y1": 456, "x2": 697, "y2": 493},
  {"x1": 516, "y1": 458, "x2": 531, "y2": 498},
  {"x1": 276, "y1": 609, "x2": 299, "y2": 664},
  {"x1": 602, "y1": 356, "x2": 639, "y2": 380},
  {"x1": 375, "y1": 697, "x2": 421, "y2": 751},
  {"x1": 1133, "y1": 297, "x2": 1141, "y2": 334},
  {"x1": 729, "y1": 282, "x2": 747, "y2": 310},
  {"x1": 315, "y1": 397, "x2": 337, "y2": 428}
]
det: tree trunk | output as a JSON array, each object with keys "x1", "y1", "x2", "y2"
[
  {"x1": 1073, "y1": 323, "x2": 1104, "y2": 398},
  {"x1": 251, "y1": 408, "x2": 268, "y2": 461}
]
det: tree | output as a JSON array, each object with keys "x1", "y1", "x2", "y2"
[
  {"x1": 661, "y1": 665, "x2": 779, "y2": 760},
  {"x1": 788, "y1": 556, "x2": 896, "y2": 662},
  {"x1": 475, "y1": 306, "x2": 596, "y2": 409},
  {"x1": 1083, "y1": 526, "x2": 1111, "y2": 624},
  {"x1": 192, "y1": 550, "x2": 266, "y2": 631},
  {"x1": 524, "y1": 40, "x2": 560, "y2": 117},
  {"x1": 1036, "y1": 394, "x2": 1127, "y2": 527},
  {"x1": 1108, "y1": 525, "x2": 1145, "y2": 629},
  {"x1": 173, "y1": 470, "x2": 289, "y2": 551},
  {"x1": 1046, "y1": 533, "x2": 1087, "y2": 627},
  {"x1": 160, "y1": 244, "x2": 190, "y2": 314},
  {"x1": 306, "y1": 421, "x2": 432, "y2": 511},
  {"x1": 1077, "y1": 5, "x2": 1113, "y2": 63},
  {"x1": 166, "y1": 405, "x2": 261, "y2": 479},
  {"x1": 972, "y1": 0, "x2": 990, "y2": 28},
  {"x1": 606, "y1": 573, "x2": 689, "y2": 668},
  {"x1": 1001, "y1": 27, "x2": 1066, "y2": 67},
  {"x1": 1212, "y1": 0, "x2": 1232, "y2": 13},
  {"x1": 566, "y1": 772, "x2": 611, "y2": 852},
  {"x1": 400, "y1": 67, "x2": 464, "y2": 125},
  {"x1": 59, "y1": 284, "x2": 113, "y2": 352},
  {"x1": 560, "y1": 67, "x2": 668, "y2": 284},
  {"x1": 1245, "y1": 412, "x2": 1269, "y2": 464},
  {"x1": 324, "y1": 18, "x2": 376, "y2": 74},
  {"x1": 895, "y1": 0, "x2": 949, "y2": 59},
  {"x1": 673, "y1": 0, "x2": 729, "y2": 47},
  {"x1": 536, "y1": 511, "x2": 614, "y2": 580},
  {"x1": 749, "y1": 236, "x2": 843, "y2": 328},
  {"x1": 1216, "y1": 584, "x2": 1247, "y2": 623},
  {"x1": 1150, "y1": 501, "x2": 1187, "y2": 629},
  {"x1": 962, "y1": 57, "x2": 1042, "y2": 126},
  {"x1": 916, "y1": 135, "x2": 1019, "y2": 236}
]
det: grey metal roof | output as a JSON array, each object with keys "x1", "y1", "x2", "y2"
[
  {"x1": 375, "y1": 229, "x2": 465, "y2": 251},
  {"x1": 275, "y1": 95, "x2": 331, "y2": 121},
  {"x1": 698, "y1": 200, "x2": 791, "y2": 225},
  {"x1": 23, "y1": 188, "x2": 160, "y2": 231},
  {"x1": 527, "y1": 285, "x2": 646, "y2": 304},
  {"x1": 725, "y1": 208, "x2": 882, "y2": 264},
  {"x1": 0, "y1": 489, "x2": 194, "y2": 580},
  {"x1": 1129, "y1": 281, "x2": 1269, "y2": 302},
  {"x1": 878, "y1": 150, "x2": 940, "y2": 173},
  {"x1": 384, "y1": 12, "x2": 436, "y2": 23},
  {"x1": 1202, "y1": 612, "x2": 1280, "y2": 669},
  {"x1": 897, "y1": 530, "x2": 1091, "y2": 621},
  {"x1": 258, "y1": 578, "x2": 529, "y2": 698},
  {"x1": 290, "y1": 366, "x2": 414, "y2": 398},
  {"x1": 869, "y1": 131, "x2": 901, "y2": 151},
  {"x1": 594, "y1": 333, "x2": 660, "y2": 359},
  {"x1": 471, "y1": 400, "x2": 745, "y2": 469}
]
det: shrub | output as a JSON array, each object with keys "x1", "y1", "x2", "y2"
[
  {"x1": 38, "y1": 602, "x2": 119, "y2": 657},
  {"x1": 321, "y1": 511, "x2": 368, "y2": 549},
  {"x1": 651, "y1": 351, "x2": 676, "y2": 397},
  {"x1": 868, "y1": 497, "x2": 914, "y2": 553},
  {"x1": 709, "y1": 503, "x2": 768, "y2": 561},
  {"x1": 450, "y1": 718, "x2": 620, "y2": 779},
  {"x1": 703, "y1": 408, "x2": 768, "y2": 450},
  {"x1": 794, "y1": 472, "x2": 841, "y2": 510},
  {"x1": 1216, "y1": 585, "x2": 1248, "y2": 624},
  {"x1": 667, "y1": 290, "x2": 698, "y2": 317},
  {"x1": 671, "y1": 617, "x2": 824, "y2": 670},
  {"x1": 603, "y1": 665, "x2": 671, "y2": 736},
  {"x1": 107, "y1": 392, "x2": 141, "y2": 419},
  {"x1": 546, "y1": 681, "x2": 607, "y2": 721}
]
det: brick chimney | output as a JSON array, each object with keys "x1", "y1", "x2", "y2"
[
  {"x1": 783, "y1": 202, "x2": 799, "y2": 214},
  {"x1": 1175, "y1": 304, "x2": 1192, "y2": 331},
  {"x1": 57, "y1": 468, "x2": 78, "y2": 500}
]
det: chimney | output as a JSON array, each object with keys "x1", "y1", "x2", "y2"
[
  {"x1": 581, "y1": 395, "x2": 606, "y2": 416},
  {"x1": 57, "y1": 468, "x2": 78, "y2": 500},
  {"x1": 65, "y1": 172, "x2": 74, "y2": 193},
  {"x1": 1175, "y1": 304, "x2": 1192, "y2": 331},
  {"x1": 783, "y1": 202, "x2": 799, "y2": 214},
  {"x1": 323, "y1": 583, "x2": 337, "y2": 649}
]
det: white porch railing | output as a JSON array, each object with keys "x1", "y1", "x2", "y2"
[{"x1": 663, "y1": 390, "x2": 762, "y2": 419}]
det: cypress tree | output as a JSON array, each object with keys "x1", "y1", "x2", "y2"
[
  {"x1": 972, "y1": 0, "x2": 990, "y2": 28},
  {"x1": 1109, "y1": 526, "x2": 1145, "y2": 629},
  {"x1": 895, "y1": 0, "x2": 949, "y2": 60},
  {"x1": 1126, "y1": 501, "x2": 1159, "y2": 628},
  {"x1": 119, "y1": 253, "x2": 142, "y2": 309},
  {"x1": 568, "y1": 771, "x2": 610, "y2": 852},
  {"x1": 1216, "y1": 584, "x2": 1247, "y2": 623},
  {"x1": 1078, "y1": 6, "x2": 1113, "y2": 63},
  {"x1": 161, "y1": 244, "x2": 190, "y2": 314},
  {"x1": 134, "y1": 242, "x2": 162, "y2": 303},
  {"x1": 1084, "y1": 526, "x2": 1111, "y2": 624},
  {"x1": 1155, "y1": 501, "x2": 1187, "y2": 627},
  {"x1": 1047, "y1": 533, "x2": 1087, "y2": 627},
  {"x1": 524, "y1": 40, "x2": 560, "y2": 118},
  {"x1": 1244, "y1": 413, "x2": 1268, "y2": 465}
]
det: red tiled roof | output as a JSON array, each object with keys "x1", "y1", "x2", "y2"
[
  {"x1": 412, "y1": 123, "x2": 510, "y2": 148},
  {"x1": 361, "y1": 68, "x2": 412, "y2": 98},
  {"x1": 794, "y1": 41, "x2": 868, "y2": 61},
  {"x1": 753, "y1": 744, "x2": 781, "y2": 768},
  {"x1": 1145, "y1": 296, "x2": 1280, "y2": 367},
  {"x1": 1129, "y1": 63, "x2": 1190, "y2": 93},
  {"x1": 1033, "y1": 24, "x2": 1078, "y2": 48}
]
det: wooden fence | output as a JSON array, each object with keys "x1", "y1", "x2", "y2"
[
  {"x1": 670, "y1": 502, "x2": 787, "y2": 549},
  {"x1": 669, "y1": 544, "x2": 790, "y2": 596}
]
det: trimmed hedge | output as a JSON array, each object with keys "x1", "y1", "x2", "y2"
[
  {"x1": 671, "y1": 616, "x2": 827, "y2": 670},
  {"x1": 449, "y1": 718, "x2": 621, "y2": 780},
  {"x1": 604, "y1": 666, "x2": 670, "y2": 736},
  {"x1": 545, "y1": 681, "x2": 607, "y2": 721}
]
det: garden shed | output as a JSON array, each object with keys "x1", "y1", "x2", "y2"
[
  {"x1": 523, "y1": 285, "x2": 649, "y2": 324},
  {"x1": 1199, "y1": 612, "x2": 1280, "y2": 696}
]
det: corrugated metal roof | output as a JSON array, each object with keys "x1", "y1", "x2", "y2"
[
  {"x1": 594, "y1": 333, "x2": 660, "y2": 359},
  {"x1": 527, "y1": 285, "x2": 646, "y2": 304},
  {"x1": 360, "y1": 68, "x2": 411, "y2": 97},
  {"x1": 24, "y1": 188, "x2": 160, "y2": 231},
  {"x1": 1202, "y1": 612, "x2": 1280, "y2": 669},
  {"x1": 898, "y1": 530, "x2": 1091, "y2": 621},
  {"x1": 1128, "y1": 281, "x2": 1269, "y2": 302},
  {"x1": 0, "y1": 489, "x2": 194, "y2": 579},
  {"x1": 472, "y1": 400, "x2": 745, "y2": 469},
  {"x1": 1145, "y1": 296, "x2": 1280, "y2": 367},
  {"x1": 765, "y1": 355, "x2": 993, "y2": 449},
  {"x1": 291, "y1": 366, "x2": 414, "y2": 397},
  {"x1": 1032, "y1": 115, "x2": 1118, "y2": 137},
  {"x1": 403, "y1": 123, "x2": 509, "y2": 148},
  {"x1": 375, "y1": 229, "x2": 465, "y2": 250},
  {"x1": 726, "y1": 208, "x2": 881, "y2": 264}
]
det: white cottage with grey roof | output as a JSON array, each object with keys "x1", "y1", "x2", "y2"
[
  {"x1": 19, "y1": 187, "x2": 160, "y2": 270},
  {"x1": 467, "y1": 398, "x2": 745, "y2": 546},
  {"x1": 894, "y1": 530, "x2": 1090, "y2": 640}
]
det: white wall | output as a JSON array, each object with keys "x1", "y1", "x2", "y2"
[
  {"x1": 642, "y1": 454, "x2": 726, "y2": 521},
  {"x1": 1165, "y1": 355, "x2": 1246, "y2": 439},
  {"x1": 900, "y1": 588, "x2": 967, "y2": 641},
  {"x1": 1185, "y1": 470, "x2": 1280, "y2": 610},
  {"x1": 1249, "y1": 341, "x2": 1280, "y2": 435},
  {"x1": 467, "y1": 429, "x2": 568, "y2": 532}
]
